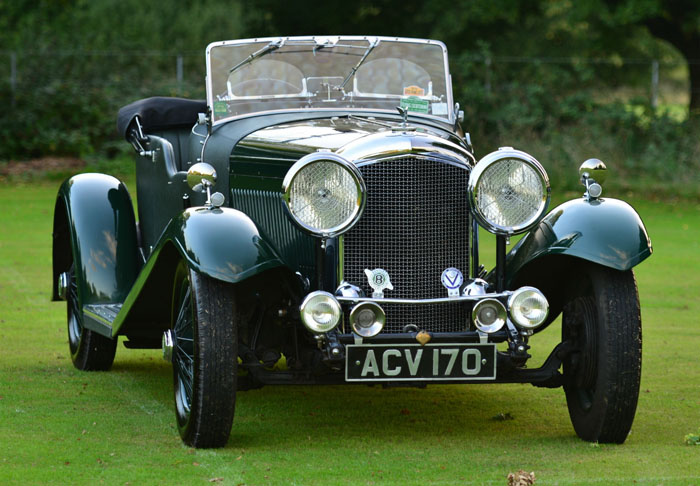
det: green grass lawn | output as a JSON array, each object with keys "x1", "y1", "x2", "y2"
[{"x1": 1, "y1": 180, "x2": 699, "y2": 485}]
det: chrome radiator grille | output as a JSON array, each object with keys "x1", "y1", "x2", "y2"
[{"x1": 343, "y1": 156, "x2": 471, "y2": 333}]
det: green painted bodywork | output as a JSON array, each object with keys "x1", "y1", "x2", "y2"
[
  {"x1": 53, "y1": 107, "x2": 470, "y2": 342},
  {"x1": 159, "y1": 206, "x2": 283, "y2": 283},
  {"x1": 53, "y1": 173, "x2": 283, "y2": 339},
  {"x1": 54, "y1": 100, "x2": 654, "y2": 346},
  {"x1": 110, "y1": 206, "x2": 284, "y2": 337},
  {"x1": 52, "y1": 173, "x2": 140, "y2": 306},
  {"x1": 505, "y1": 197, "x2": 653, "y2": 288},
  {"x1": 227, "y1": 117, "x2": 384, "y2": 278},
  {"x1": 226, "y1": 115, "x2": 472, "y2": 282}
]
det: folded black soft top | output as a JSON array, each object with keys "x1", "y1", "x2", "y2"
[{"x1": 117, "y1": 97, "x2": 207, "y2": 140}]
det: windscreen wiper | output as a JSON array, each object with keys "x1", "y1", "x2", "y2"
[
  {"x1": 229, "y1": 39, "x2": 286, "y2": 74},
  {"x1": 336, "y1": 39, "x2": 380, "y2": 90}
]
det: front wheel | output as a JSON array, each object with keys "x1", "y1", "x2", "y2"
[
  {"x1": 67, "y1": 264, "x2": 117, "y2": 371},
  {"x1": 170, "y1": 262, "x2": 238, "y2": 448},
  {"x1": 562, "y1": 263, "x2": 642, "y2": 443}
]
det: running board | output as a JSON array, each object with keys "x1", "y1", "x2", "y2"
[{"x1": 83, "y1": 304, "x2": 123, "y2": 337}]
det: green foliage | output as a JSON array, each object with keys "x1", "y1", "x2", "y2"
[
  {"x1": 686, "y1": 430, "x2": 700, "y2": 445},
  {"x1": 455, "y1": 76, "x2": 700, "y2": 197},
  {"x1": 0, "y1": 0, "x2": 699, "y2": 198}
]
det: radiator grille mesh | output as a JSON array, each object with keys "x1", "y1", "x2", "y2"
[{"x1": 343, "y1": 156, "x2": 471, "y2": 333}]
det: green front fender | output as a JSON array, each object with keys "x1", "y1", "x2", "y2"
[
  {"x1": 52, "y1": 173, "x2": 139, "y2": 304},
  {"x1": 505, "y1": 197, "x2": 652, "y2": 288},
  {"x1": 112, "y1": 206, "x2": 286, "y2": 337},
  {"x1": 162, "y1": 206, "x2": 284, "y2": 282}
]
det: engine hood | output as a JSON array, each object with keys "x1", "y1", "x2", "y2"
[{"x1": 232, "y1": 116, "x2": 473, "y2": 166}]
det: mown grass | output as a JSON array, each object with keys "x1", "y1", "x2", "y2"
[{"x1": 1, "y1": 180, "x2": 699, "y2": 485}]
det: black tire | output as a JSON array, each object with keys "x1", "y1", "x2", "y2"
[
  {"x1": 171, "y1": 262, "x2": 237, "y2": 448},
  {"x1": 562, "y1": 263, "x2": 642, "y2": 443},
  {"x1": 67, "y1": 264, "x2": 117, "y2": 371}
]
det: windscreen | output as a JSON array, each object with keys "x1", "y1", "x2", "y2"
[{"x1": 206, "y1": 37, "x2": 452, "y2": 123}]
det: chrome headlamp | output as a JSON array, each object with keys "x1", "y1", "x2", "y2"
[
  {"x1": 468, "y1": 148, "x2": 550, "y2": 235},
  {"x1": 283, "y1": 152, "x2": 366, "y2": 237}
]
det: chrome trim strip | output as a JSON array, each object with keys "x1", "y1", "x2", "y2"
[
  {"x1": 337, "y1": 292, "x2": 511, "y2": 306},
  {"x1": 338, "y1": 132, "x2": 474, "y2": 166}
]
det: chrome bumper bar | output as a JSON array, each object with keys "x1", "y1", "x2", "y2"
[{"x1": 336, "y1": 292, "x2": 511, "y2": 306}]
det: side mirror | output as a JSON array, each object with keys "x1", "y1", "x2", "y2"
[
  {"x1": 187, "y1": 163, "x2": 224, "y2": 207},
  {"x1": 579, "y1": 158, "x2": 607, "y2": 185},
  {"x1": 187, "y1": 162, "x2": 217, "y2": 193},
  {"x1": 579, "y1": 158, "x2": 607, "y2": 200}
]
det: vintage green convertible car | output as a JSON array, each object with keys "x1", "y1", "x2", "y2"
[{"x1": 52, "y1": 36, "x2": 652, "y2": 448}]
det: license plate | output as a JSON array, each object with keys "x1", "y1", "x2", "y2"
[{"x1": 345, "y1": 343, "x2": 496, "y2": 382}]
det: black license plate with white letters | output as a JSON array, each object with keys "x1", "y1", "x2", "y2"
[{"x1": 345, "y1": 343, "x2": 496, "y2": 382}]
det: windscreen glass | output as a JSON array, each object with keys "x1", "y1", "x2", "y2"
[{"x1": 207, "y1": 37, "x2": 451, "y2": 123}]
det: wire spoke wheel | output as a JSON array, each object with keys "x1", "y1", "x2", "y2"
[
  {"x1": 173, "y1": 283, "x2": 194, "y2": 421},
  {"x1": 562, "y1": 263, "x2": 642, "y2": 443},
  {"x1": 67, "y1": 265, "x2": 82, "y2": 355},
  {"x1": 66, "y1": 263, "x2": 117, "y2": 371},
  {"x1": 170, "y1": 261, "x2": 238, "y2": 448}
]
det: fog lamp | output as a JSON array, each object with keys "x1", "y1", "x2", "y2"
[
  {"x1": 349, "y1": 302, "x2": 385, "y2": 337},
  {"x1": 508, "y1": 286, "x2": 549, "y2": 329},
  {"x1": 300, "y1": 291, "x2": 342, "y2": 334},
  {"x1": 472, "y1": 298, "x2": 507, "y2": 333}
]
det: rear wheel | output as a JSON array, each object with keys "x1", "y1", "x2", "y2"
[
  {"x1": 171, "y1": 262, "x2": 238, "y2": 448},
  {"x1": 562, "y1": 263, "x2": 642, "y2": 443},
  {"x1": 67, "y1": 264, "x2": 117, "y2": 371}
]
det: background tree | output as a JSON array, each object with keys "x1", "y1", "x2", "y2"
[
  {"x1": 613, "y1": 0, "x2": 700, "y2": 113},
  {"x1": 1, "y1": 0, "x2": 699, "y2": 197},
  {"x1": 563, "y1": 0, "x2": 700, "y2": 114}
]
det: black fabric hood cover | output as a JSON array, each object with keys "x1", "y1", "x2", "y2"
[{"x1": 117, "y1": 97, "x2": 206, "y2": 139}]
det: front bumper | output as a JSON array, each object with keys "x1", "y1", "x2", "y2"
[{"x1": 236, "y1": 285, "x2": 569, "y2": 390}]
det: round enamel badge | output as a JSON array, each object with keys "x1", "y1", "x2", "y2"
[{"x1": 441, "y1": 267, "x2": 463, "y2": 296}]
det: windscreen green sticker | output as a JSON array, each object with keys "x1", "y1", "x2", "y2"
[
  {"x1": 213, "y1": 101, "x2": 228, "y2": 117},
  {"x1": 400, "y1": 96, "x2": 430, "y2": 114}
]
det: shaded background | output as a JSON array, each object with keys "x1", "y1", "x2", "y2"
[{"x1": 1, "y1": 0, "x2": 699, "y2": 195}]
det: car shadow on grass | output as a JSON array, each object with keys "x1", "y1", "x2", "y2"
[{"x1": 109, "y1": 352, "x2": 575, "y2": 449}]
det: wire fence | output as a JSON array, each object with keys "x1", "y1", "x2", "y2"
[
  {"x1": 2, "y1": 49, "x2": 697, "y2": 190},
  {"x1": 0, "y1": 50, "x2": 690, "y2": 109}
]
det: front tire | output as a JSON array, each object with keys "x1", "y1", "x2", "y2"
[
  {"x1": 171, "y1": 262, "x2": 238, "y2": 448},
  {"x1": 562, "y1": 263, "x2": 642, "y2": 443},
  {"x1": 67, "y1": 264, "x2": 117, "y2": 371}
]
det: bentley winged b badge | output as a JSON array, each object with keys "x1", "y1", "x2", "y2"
[{"x1": 364, "y1": 268, "x2": 393, "y2": 298}]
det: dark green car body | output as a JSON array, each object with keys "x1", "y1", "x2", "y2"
[
  {"x1": 52, "y1": 111, "x2": 651, "y2": 344},
  {"x1": 51, "y1": 36, "x2": 652, "y2": 447}
]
